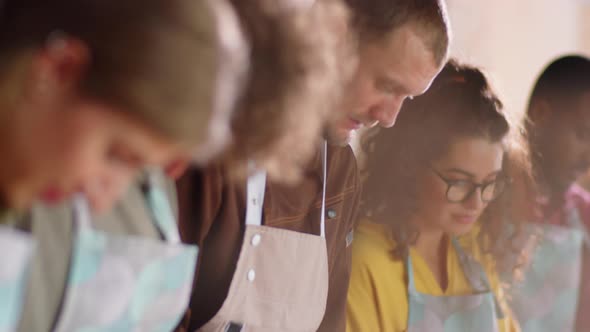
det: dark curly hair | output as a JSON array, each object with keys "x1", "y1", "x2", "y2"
[{"x1": 361, "y1": 59, "x2": 532, "y2": 275}]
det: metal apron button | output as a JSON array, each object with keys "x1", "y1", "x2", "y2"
[
  {"x1": 327, "y1": 209, "x2": 337, "y2": 219},
  {"x1": 251, "y1": 234, "x2": 261, "y2": 247},
  {"x1": 247, "y1": 269, "x2": 256, "y2": 282}
]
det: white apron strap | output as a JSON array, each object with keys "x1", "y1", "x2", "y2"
[
  {"x1": 319, "y1": 140, "x2": 327, "y2": 238},
  {"x1": 245, "y1": 170, "x2": 267, "y2": 227},
  {"x1": 245, "y1": 140, "x2": 328, "y2": 239},
  {"x1": 71, "y1": 194, "x2": 93, "y2": 231}
]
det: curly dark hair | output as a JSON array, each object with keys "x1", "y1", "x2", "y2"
[{"x1": 361, "y1": 59, "x2": 532, "y2": 275}]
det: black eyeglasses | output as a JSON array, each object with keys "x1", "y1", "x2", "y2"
[{"x1": 430, "y1": 168, "x2": 508, "y2": 203}]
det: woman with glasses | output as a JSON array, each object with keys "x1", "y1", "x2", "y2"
[{"x1": 346, "y1": 60, "x2": 530, "y2": 332}]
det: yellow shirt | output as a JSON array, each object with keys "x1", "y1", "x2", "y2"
[{"x1": 346, "y1": 221, "x2": 520, "y2": 332}]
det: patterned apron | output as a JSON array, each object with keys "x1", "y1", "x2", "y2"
[
  {"x1": 510, "y1": 207, "x2": 588, "y2": 332},
  {"x1": 53, "y1": 173, "x2": 198, "y2": 332},
  {"x1": 407, "y1": 238, "x2": 503, "y2": 332},
  {"x1": 0, "y1": 225, "x2": 35, "y2": 332}
]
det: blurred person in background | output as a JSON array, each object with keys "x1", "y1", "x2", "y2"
[
  {"x1": 347, "y1": 60, "x2": 528, "y2": 332},
  {"x1": 577, "y1": 169, "x2": 590, "y2": 190},
  {"x1": 508, "y1": 55, "x2": 590, "y2": 332},
  {"x1": 11, "y1": 0, "x2": 355, "y2": 331},
  {"x1": 0, "y1": 0, "x2": 246, "y2": 214},
  {"x1": 177, "y1": 0, "x2": 450, "y2": 331},
  {"x1": 0, "y1": 0, "x2": 249, "y2": 330}
]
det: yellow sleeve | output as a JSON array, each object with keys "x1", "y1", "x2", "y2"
[
  {"x1": 346, "y1": 254, "x2": 383, "y2": 332},
  {"x1": 346, "y1": 222, "x2": 408, "y2": 332}
]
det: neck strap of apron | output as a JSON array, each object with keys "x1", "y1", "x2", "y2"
[
  {"x1": 405, "y1": 251, "x2": 418, "y2": 294},
  {"x1": 405, "y1": 238, "x2": 505, "y2": 318},
  {"x1": 71, "y1": 170, "x2": 180, "y2": 244},
  {"x1": 72, "y1": 194, "x2": 93, "y2": 231},
  {"x1": 566, "y1": 206, "x2": 590, "y2": 249},
  {"x1": 451, "y1": 238, "x2": 505, "y2": 319},
  {"x1": 246, "y1": 140, "x2": 328, "y2": 238},
  {"x1": 319, "y1": 140, "x2": 327, "y2": 238},
  {"x1": 450, "y1": 238, "x2": 493, "y2": 292},
  {"x1": 142, "y1": 170, "x2": 182, "y2": 243}
]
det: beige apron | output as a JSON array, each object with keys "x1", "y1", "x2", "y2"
[{"x1": 199, "y1": 142, "x2": 330, "y2": 332}]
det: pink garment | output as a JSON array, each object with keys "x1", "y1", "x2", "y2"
[
  {"x1": 542, "y1": 184, "x2": 590, "y2": 227},
  {"x1": 555, "y1": 184, "x2": 590, "y2": 330}
]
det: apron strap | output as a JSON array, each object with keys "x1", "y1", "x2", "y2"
[
  {"x1": 451, "y1": 238, "x2": 490, "y2": 292},
  {"x1": 245, "y1": 170, "x2": 267, "y2": 227},
  {"x1": 70, "y1": 171, "x2": 180, "y2": 244},
  {"x1": 71, "y1": 194, "x2": 93, "y2": 231},
  {"x1": 319, "y1": 140, "x2": 327, "y2": 238},
  {"x1": 404, "y1": 241, "x2": 487, "y2": 295},
  {"x1": 566, "y1": 206, "x2": 590, "y2": 249},
  {"x1": 143, "y1": 170, "x2": 182, "y2": 244},
  {"x1": 451, "y1": 238, "x2": 505, "y2": 319},
  {"x1": 245, "y1": 141, "x2": 328, "y2": 239},
  {"x1": 405, "y1": 253, "x2": 418, "y2": 294}
]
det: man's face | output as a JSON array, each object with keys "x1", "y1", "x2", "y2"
[
  {"x1": 326, "y1": 24, "x2": 444, "y2": 146},
  {"x1": 4, "y1": 99, "x2": 188, "y2": 213},
  {"x1": 533, "y1": 92, "x2": 590, "y2": 193}
]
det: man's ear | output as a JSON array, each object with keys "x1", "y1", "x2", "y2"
[
  {"x1": 165, "y1": 159, "x2": 190, "y2": 180},
  {"x1": 528, "y1": 98, "x2": 553, "y2": 126}
]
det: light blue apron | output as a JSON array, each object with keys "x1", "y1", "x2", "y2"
[
  {"x1": 510, "y1": 207, "x2": 588, "y2": 332},
  {"x1": 406, "y1": 238, "x2": 503, "y2": 332},
  {"x1": 53, "y1": 174, "x2": 198, "y2": 332},
  {"x1": 0, "y1": 226, "x2": 35, "y2": 332}
]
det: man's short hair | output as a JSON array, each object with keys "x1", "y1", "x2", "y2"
[
  {"x1": 344, "y1": 0, "x2": 451, "y2": 65},
  {"x1": 529, "y1": 55, "x2": 590, "y2": 112}
]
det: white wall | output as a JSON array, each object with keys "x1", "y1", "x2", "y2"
[{"x1": 447, "y1": 0, "x2": 586, "y2": 117}]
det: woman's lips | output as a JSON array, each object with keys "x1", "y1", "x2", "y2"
[{"x1": 452, "y1": 214, "x2": 478, "y2": 225}]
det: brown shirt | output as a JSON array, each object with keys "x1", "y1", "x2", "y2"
[{"x1": 177, "y1": 145, "x2": 360, "y2": 331}]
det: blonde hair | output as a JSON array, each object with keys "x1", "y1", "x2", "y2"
[
  {"x1": 0, "y1": 0, "x2": 249, "y2": 149},
  {"x1": 223, "y1": 0, "x2": 355, "y2": 182}
]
